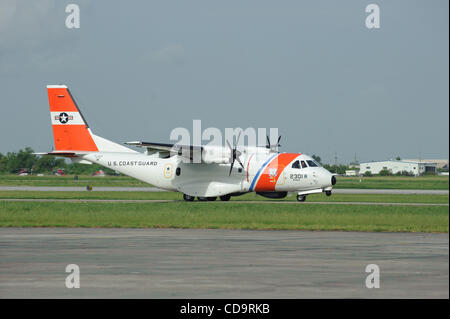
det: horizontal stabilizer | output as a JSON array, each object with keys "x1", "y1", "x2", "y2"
[{"x1": 33, "y1": 152, "x2": 83, "y2": 157}]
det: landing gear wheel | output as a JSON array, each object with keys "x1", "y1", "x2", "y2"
[
  {"x1": 207, "y1": 197, "x2": 217, "y2": 201},
  {"x1": 325, "y1": 191, "x2": 332, "y2": 197},
  {"x1": 183, "y1": 194, "x2": 195, "y2": 201},
  {"x1": 197, "y1": 197, "x2": 208, "y2": 201},
  {"x1": 297, "y1": 194, "x2": 306, "y2": 202},
  {"x1": 219, "y1": 195, "x2": 231, "y2": 201}
]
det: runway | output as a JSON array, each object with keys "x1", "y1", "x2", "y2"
[
  {"x1": 0, "y1": 198, "x2": 447, "y2": 206},
  {"x1": 1, "y1": 186, "x2": 448, "y2": 195},
  {"x1": 0, "y1": 228, "x2": 448, "y2": 298}
]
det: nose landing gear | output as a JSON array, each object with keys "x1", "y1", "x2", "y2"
[
  {"x1": 325, "y1": 190, "x2": 332, "y2": 196},
  {"x1": 296, "y1": 194, "x2": 307, "y2": 202}
]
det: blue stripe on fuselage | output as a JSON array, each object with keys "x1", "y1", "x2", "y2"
[{"x1": 249, "y1": 153, "x2": 278, "y2": 191}]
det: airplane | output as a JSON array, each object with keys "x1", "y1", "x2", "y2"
[{"x1": 38, "y1": 85, "x2": 336, "y2": 202}]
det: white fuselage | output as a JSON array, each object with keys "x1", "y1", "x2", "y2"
[{"x1": 82, "y1": 150, "x2": 334, "y2": 197}]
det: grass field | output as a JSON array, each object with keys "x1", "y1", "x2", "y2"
[
  {"x1": 1, "y1": 174, "x2": 448, "y2": 189},
  {"x1": 0, "y1": 201, "x2": 447, "y2": 232},
  {"x1": 0, "y1": 191, "x2": 448, "y2": 204},
  {"x1": 0, "y1": 174, "x2": 149, "y2": 187},
  {"x1": 1, "y1": 175, "x2": 448, "y2": 233},
  {"x1": 335, "y1": 175, "x2": 449, "y2": 190}
]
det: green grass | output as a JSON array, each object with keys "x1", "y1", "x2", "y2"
[
  {"x1": 0, "y1": 174, "x2": 151, "y2": 187},
  {"x1": 1, "y1": 174, "x2": 448, "y2": 190},
  {"x1": 0, "y1": 191, "x2": 448, "y2": 204},
  {"x1": 0, "y1": 201, "x2": 447, "y2": 232},
  {"x1": 334, "y1": 175, "x2": 449, "y2": 190}
]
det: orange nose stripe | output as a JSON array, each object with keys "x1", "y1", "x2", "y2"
[{"x1": 254, "y1": 153, "x2": 300, "y2": 191}]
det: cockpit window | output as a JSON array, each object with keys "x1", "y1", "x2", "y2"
[
  {"x1": 292, "y1": 160, "x2": 300, "y2": 169},
  {"x1": 307, "y1": 160, "x2": 319, "y2": 167},
  {"x1": 301, "y1": 160, "x2": 308, "y2": 168}
]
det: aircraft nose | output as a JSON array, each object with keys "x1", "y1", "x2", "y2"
[{"x1": 331, "y1": 175, "x2": 336, "y2": 186}]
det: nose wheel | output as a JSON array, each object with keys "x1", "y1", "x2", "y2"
[
  {"x1": 296, "y1": 194, "x2": 307, "y2": 202},
  {"x1": 325, "y1": 190, "x2": 332, "y2": 196}
]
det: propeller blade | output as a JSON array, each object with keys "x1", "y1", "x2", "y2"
[
  {"x1": 228, "y1": 130, "x2": 244, "y2": 175},
  {"x1": 229, "y1": 160, "x2": 234, "y2": 176},
  {"x1": 236, "y1": 156, "x2": 244, "y2": 169},
  {"x1": 226, "y1": 140, "x2": 233, "y2": 151},
  {"x1": 235, "y1": 130, "x2": 242, "y2": 149}
]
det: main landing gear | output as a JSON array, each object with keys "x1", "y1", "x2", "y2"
[
  {"x1": 183, "y1": 194, "x2": 231, "y2": 201},
  {"x1": 183, "y1": 194, "x2": 195, "y2": 201},
  {"x1": 219, "y1": 195, "x2": 231, "y2": 201}
]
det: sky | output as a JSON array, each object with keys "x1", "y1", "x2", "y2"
[{"x1": 0, "y1": 0, "x2": 448, "y2": 164}]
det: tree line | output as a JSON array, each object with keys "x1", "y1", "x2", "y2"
[{"x1": 0, "y1": 147, "x2": 115, "y2": 175}]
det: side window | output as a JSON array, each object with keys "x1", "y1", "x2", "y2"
[
  {"x1": 301, "y1": 161, "x2": 308, "y2": 168},
  {"x1": 292, "y1": 160, "x2": 300, "y2": 169},
  {"x1": 307, "y1": 160, "x2": 318, "y2": 167},
  {"x1": 176, "y1": 167, "x2": 181, "y2": 176}
]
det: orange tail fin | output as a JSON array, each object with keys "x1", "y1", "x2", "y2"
[{"x1": 47, "y1": 85, "x2": 99, "y2": 152}]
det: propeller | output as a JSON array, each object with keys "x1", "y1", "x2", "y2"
[
  {"x1": 266, "y1": 135, "x2": 281, "y2": 152},
  {"x1": 226, "y1": 130, "x2": 244, "y2": 176}
]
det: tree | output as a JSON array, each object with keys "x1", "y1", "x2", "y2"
[
  {"x1": 322, "y1": 164, "x2": 349, "y2": 175},
  {"x1": 0, "y1": 153, "x2": 6, "y2": 173},
  {"x1": 396, "y1": 156, "x2": 401, "y2": 161},
  {"x1": 33, "y1": 156, "x2": 66, "y2": 173},
  {"x1": 379, "y1": 169, "x2": 392, "y2": 176},
  {"x1": 311, "y1": 154, "x2": 322, "y2": 164},
  {"x1": 4, "y1": 148, "x2": 38, "y2": 173}
]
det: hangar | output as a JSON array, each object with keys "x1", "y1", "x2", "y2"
[
  {"x1": 359, "y1": 160, "x2": 437, "y2": 176},
  {"x1": 403, "y1": 159, "x2": 449, "y2": 170}
]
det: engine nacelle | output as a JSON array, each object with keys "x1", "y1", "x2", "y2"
[{"x1": 201, "y1": 145, "x2": 230, "y2": 164}]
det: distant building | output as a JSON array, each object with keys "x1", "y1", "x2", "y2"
[
  {"x1": 345, "y1": 170, "x2": 358, "y2": 176},
  {"x1": 403, "y1": 159, "x2": 448, "y2": 170},
  {"x1": 359, "y1": 160, "x2": 437, "y2": 176}
]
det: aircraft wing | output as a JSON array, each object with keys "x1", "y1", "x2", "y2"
[{"x1": 125, "y1": 141, "x2": 203, "y2": 160}]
